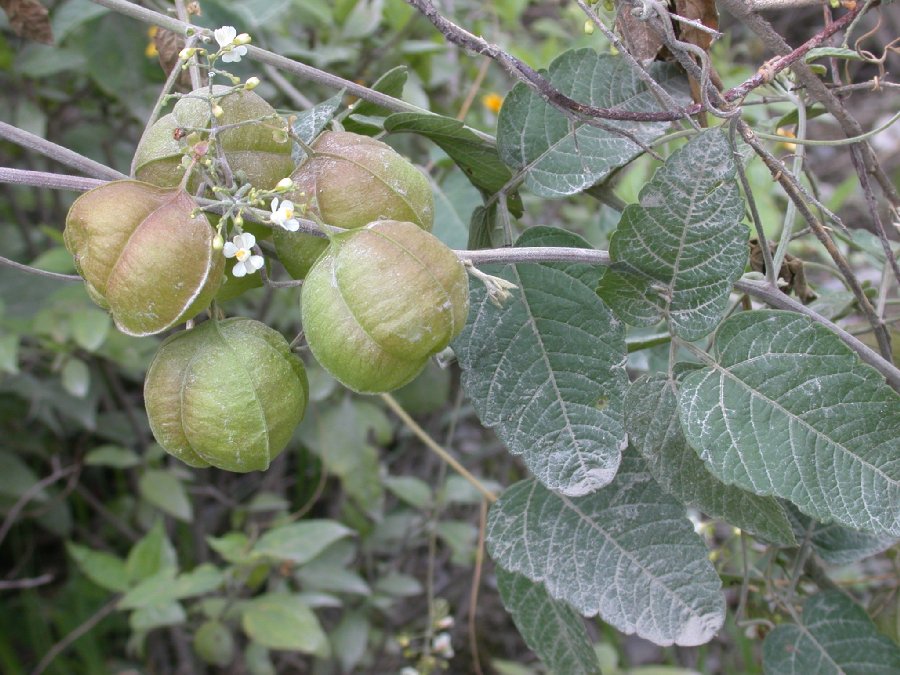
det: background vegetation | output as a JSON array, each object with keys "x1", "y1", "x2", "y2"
[{"x1": 1, "y1": 1, "x2": 899, "y2": 673}]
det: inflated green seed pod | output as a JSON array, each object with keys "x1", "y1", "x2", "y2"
[
  {"x1": 133, "y1": 85, "x2": 293, "y2": 191},
  {"x1": 64, "y1": 180, "x2": 223, "y2": 336},
  {"x1": 273, "y1": 131, "x2": 434, "y2": 279},
  {"x1": 144, "y1": 318, "x2": 308, "y2": 472},
  {"x1": 301, "y1": 220, "x2": 468, "y2": 394}
]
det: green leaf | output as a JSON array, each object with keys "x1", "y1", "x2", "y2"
[
  {"x1": 138, "y1": 470, "x2": 193, "y2": 522},
  {"x1": 598, "y1": 129, "x2": 747, "y2": 341},
  {"x1": 468, "y1": 203, "x2": 499, "y2": 250},
  {"x1": 626, "y1": 374, "x2": 796, "y2": 546},
  {"x1": 66, "y1": 542, "x2": 130, "y2": 593},
  {"x1": 119, "y1": 564, "x2": 224, "y2": 609},
  {"x1": 252, "y1": 520, "x2": 352, "y2": 564},
  {"x1": 0, "y1": 334, "x2": 18, "y2": 374},
  {"x1": 70, "y1": 308, "x2": 111, "y2": 351},
  {"x1": 343, "y1": 65, "x2": 407, "y2": 132},
  {"x1": 497, "y1": 50, "x2": 686, "y2": 197},
  {"x1": 496, "y1": 568, "x2": 601, "y2": 675},
  {"x1": 384, "y1": 112, "x2": 518, "y2": 201},
  {"x1": 763, "y1": 591, "x2": 900, "y2": 674},
  {"x1": 430, "y1": 170, "x2": 479, "y2": 250},
  {"x1": 129, "y1": 601, "x2": 186, "y2": 632},
  {"x1": 384, "y1": 475, "x2": 432, "y2": 509},
  {"x1": 242, "y1": 593, "x2": 330, "y2": 656},
  {"x1": 330, "y1": 611, "x2": 369, "y2": 675},
  {"x1": 51, "y1": 0, "x2": 109, "y2": 42},
  {"x1": 805, "y1": 47, "x2": 864, "y2": 62},
  {"x1": 291, "y1": 91, "x2": 344, "y2": 154},
  {"x1": 453, "y1": 227, "x2": 628, "y2": 496},
  {"x1": 84, "y1": 444, "x2": 140, "y2": 468},
  {"x1": 298, "y1": 398, "x2": 386, "y2": 511},
  {"x1": 786, "y1": 505, "x2": 897, "y2": 566},
  {"x1": 679, "y1": 310, "x2": 900, "y2": 536},
  {"x1": 125, "y1": 520, "x2": 177, "y2": 583},
  {"x1": 0, "y1": 451, "x2": 43, "y2": 501},
  {"x1": 487, "y1": 452, "x2": 724, "y2": 646},
  {"x1": 61, "y1": 357, "x2": 90, "y2": 398}
]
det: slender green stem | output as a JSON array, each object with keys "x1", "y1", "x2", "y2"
[
  {"x1": 381, "y1": 393, "x2": 497, "y2": 503},
  {"x1": 754, "y1": 109, "x2": 900, "y2": 147}
]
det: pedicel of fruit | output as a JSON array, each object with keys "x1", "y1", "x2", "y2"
[
  {"x1": 301, "y1": 220, "x2": 469, "y2": 394},
  {"x1": 273, "y1": 130, "x2": 434, "y2": 279},
  {"x1": 64, "y1": 180, "x2": 224, "y2": 336},
  {"x1": 144, "y1": 317, "x2": 309, "y2": 472}
]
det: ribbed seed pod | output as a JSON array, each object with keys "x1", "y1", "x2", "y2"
[
  {"x1": 301, "y1": 220, "x2": 468, "y2": 394},
  {"x1": 133, "y1": 86, "x2": 294, "y2": 191},
  {"x1": 64, "y1": 180, "x2": 223, "y2": 336},
  {"x1": 144, "y1": 318, "x2": 308, "y2": 472},
  {"x1": 273, "y1": 131, "x2": 434, "y2": 279}
]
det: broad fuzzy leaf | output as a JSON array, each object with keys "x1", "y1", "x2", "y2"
[
  {"x1": 763, "y1": 592, "x2": 900, "y2": 674},
  {"x1": 487, "y1": 453, "x2": 725, "y2": 646},
  {"x1": 786, "y1": 505, "x2": 897, "y2": 566},
  {"x1": 626, "y1": 374, "x2": 796, "y2": 545},
  {"x1": 496, "y1": 568, "x2": 601, "y2": 675},
  {"x1": 598, "y1": 129, "x2": 747, "y2": 341},
  {"x1": 291, "y1": 91, "x2": 343, "y2": 161},
  {"x1": 454, "y1": 227, "x2": 628, "y2": 496},
  {"x1": 680, "y1": 310, "x2": 900, "y2": 536},
  {"x1": 497, "y1": 49, "x2": 687, "y2": 197}
]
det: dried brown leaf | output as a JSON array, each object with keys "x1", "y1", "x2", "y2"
[
  {"x1": 0, "y1": 0, "x2": 53, "y2": 45},
  {"x1": 674, "y1": 0, "x2": 718, "y2": 52},
  {"x1": 615, "y1": 0, "x2": 664, "y2": 62}
]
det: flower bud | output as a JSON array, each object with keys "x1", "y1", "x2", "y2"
[
  {"x1": 64, "y1": 180, "x2": 223, "y2": 336},
  {"x1": 144, "y1": 317, "x2": 308, "y2": 472},
  {"x1": 273, "y1": 131, "x2": 434, "y2": 279},
  {"x1": 245, "y1": 76, "x2": 260, "y2": 90},
  {"x1": 211, "y1": 104, "x2": 225, "y2": 118},
  {"x1": 275, "y1": 177, "x2": 293, "y2": 190},
  {"x1": 234, "y1": 33, "x2": 252, "y2": 45},
  {"x1": 134, "y1": 85, "x2": 293, "y2": 192},
  {"x1": 301, "y1": 220, "x2": 468, "y2": 393},
  {"x1": 179, "y1": 47, "x2": 197, "y2": 60}
]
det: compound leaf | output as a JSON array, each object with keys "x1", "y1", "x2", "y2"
[
  {"x1": 453, "y1": 227, "x2": 627, "y2": 496},
  {"x1": 680, "y1": 310, "x2": 900, "y2": 536},
  {"x1": 487, "y1": 452, "x2": 725, "y2": 646},
  {"x1": 598, "y1": 129, "x2": 746, "y2": 341}
]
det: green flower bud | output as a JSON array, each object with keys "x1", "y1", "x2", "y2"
[
  {"x1": 64, "y1": 180, "x2": 223, "y2": 336},
  {"x1": 144, "y1": 318, "x2": 308, "y2": 472},
  {"x1": 301, "y1": 220, "x2": 468, "y2": 393},
  {"x1": 133, "y1": 86, "x2": 294, "y2": 192},
  {"x1": 273, "y1": 131, "x2": 434, "y2": 279}
]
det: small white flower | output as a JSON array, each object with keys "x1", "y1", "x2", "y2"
[
  {"x1": 214, "y1": 26, "x2": 237, "y2": 48},
  {"x1": 214, "y1": 25, "x2": 248, "y2": 63},
  {"x1": 269, "y1": 198, "x2": 300, "y2": 232},
  {"x1": 221, "y1": 44, "x2": 248, "y2": 63},
  {"x1": 432, "y1": 632, "x2": 453, "y2": 658},
  {"x1": 223, "y1": 233, "x2": 263, "y2": 277}
]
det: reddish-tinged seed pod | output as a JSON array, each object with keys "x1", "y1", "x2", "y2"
[
  {"x1": 64, "y1": 180, "x2": 223, "y2": 336},
  {"x1": 301, "y1": 220, "x2": 468, "y2": 393},
  {"x1": 273, "y1": 131, "x2": 434, "y2": 279}
]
